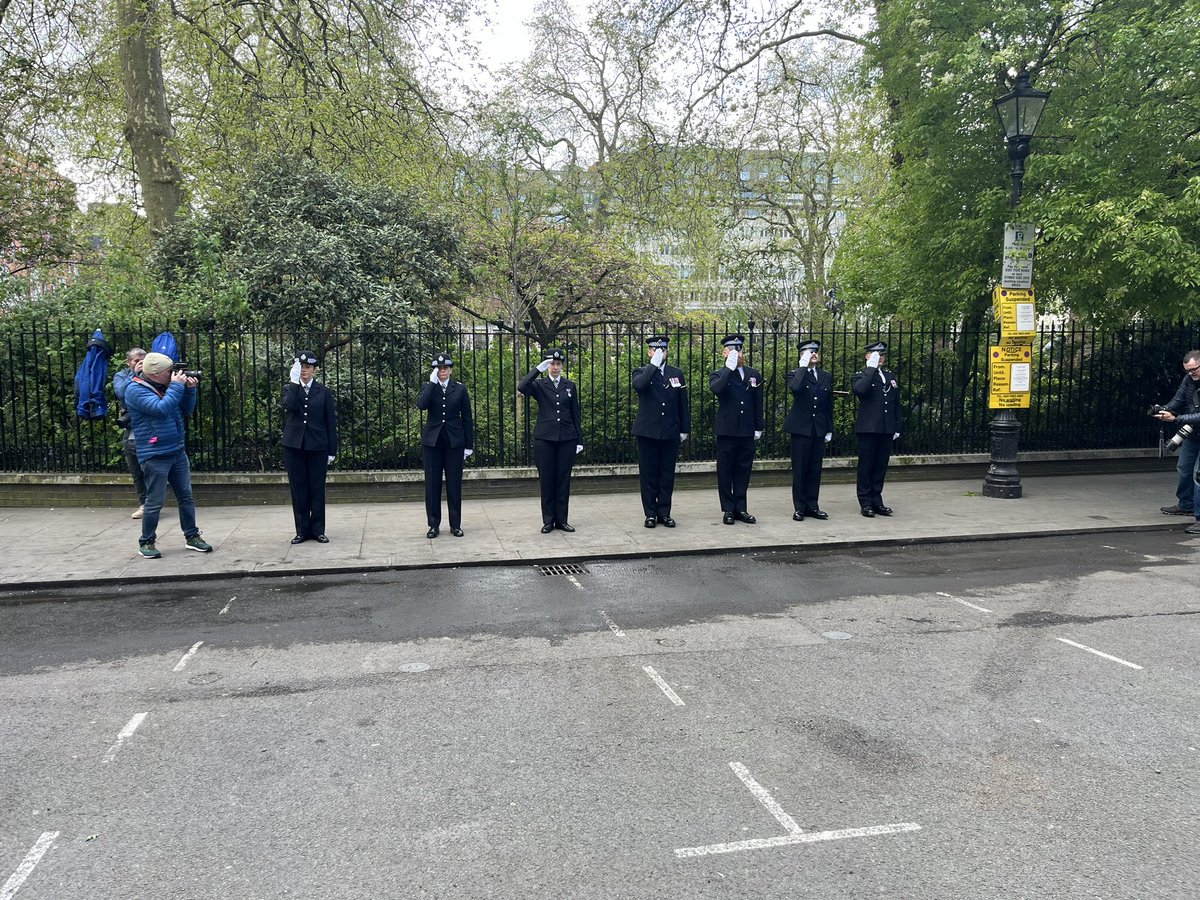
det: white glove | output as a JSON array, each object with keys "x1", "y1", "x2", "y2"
[
  {"x1": 429, "y1": 367, "x2": 439, "y2": 383},
  {"x1": 289, "y1": 359, "x2": 301, "y2": 384},
  {"x1": 327, "y1": 455, "x2": 335, "y2": 464},
  {"x1": 464, "y1": 448, "x2": 473, "y2": 459},
  {"x1": 679, "y1": 433, "x2": 688, "y2": 441},
  {"x1": 868, "y1": 351, "x2": 880, "y2": 368},
  {"x1": 825, "y1": 433, "x2": 832, "y2": 443},
  {"x1": 537, "y1": 359, "x2": 552, "y2": 373},
  {"x1": 724, "y1": 350, "x2": 738, "y2": 370},
  {"x1": 893, "y1": 433, "x2": 900, "y2": 440},
  {"x1": 650, "y1": 348, "x2": 664, "y2": 367},
  {"x1": 799, "y1": 350, "x2": 812, "y2": 368},
  {"x1": 754, "y1": 430, "x2": 763, "y2": 440},
  {"x1": 575, "y1": 444, "x2": 583, "y2": 454}
]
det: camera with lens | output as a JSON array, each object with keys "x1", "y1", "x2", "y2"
[
  {"x1": 1149, "y1": 404, "x2": 1167, "y2": 416},
  {"x1": 1167, "y1": 424, "x2": 1194, "y2": 453},
  {"x1": 172, "y1": 363, "x2": 202, "y2": 379}
]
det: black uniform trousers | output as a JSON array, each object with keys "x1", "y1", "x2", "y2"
[
  {"x1": 534, "y1": 438, "x2": 576, "y2": 526},
  {"x1": 637, "y1": 436, "x2": 680, "y2": 519},
  {"x1": 284, "y1": 447, "x2": 329, "y2": 538},
  {"x1": 790, "y1": 434, "x2": 825, "y2": 513},
  {"x1": 423, "y1": 429, "x2": 464, "y2": 528},
  {"x1": 715, "y1": 436, "x2": 755, "y2": 514},
  {"x1": 855, "y1": 433, "x2": 893, "y2": 508}
]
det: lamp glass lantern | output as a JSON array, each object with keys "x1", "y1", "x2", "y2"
[{"x1": 993, "y1": 70, "x2": 1051, "y2": 142}]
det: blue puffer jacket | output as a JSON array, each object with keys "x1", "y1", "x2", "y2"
[{"x1": 125, "y1": 377, "x2": 197, "y2": 461}]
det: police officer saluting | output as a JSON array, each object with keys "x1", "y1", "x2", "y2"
[
  {"x1": 282, "y1": 351, "x2": 338, "y2": 543},
  {"x1": 851, "y1": 341, "x2": 901, "y2": 517},
  {"x1": 709, "y1": 334, "x2": 764, "y2": 525},
  {"x1": 519, "y1": 349, "x2": 583, "y2": 533},
  {"x1": 632, "y1": 335, "x2": 691, "y2": 528},
  {"x1": 783, "y1": 339, "x2": 833, "y2": 521},
  {"x1": 417, "y1": 352, "x2": 475, "y2": 538}
]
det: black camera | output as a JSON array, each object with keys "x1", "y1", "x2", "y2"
[
  {"x1": 1149, "y1": 404, "x2": 1167, "y2": 416},
  {"x1": 172, "y1": 363, "x2": 202, "y2": 378}
]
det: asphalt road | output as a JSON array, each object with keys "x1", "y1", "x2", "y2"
[{"x1": 2, "y1": 533, "x2": 1198, "y2": 899}]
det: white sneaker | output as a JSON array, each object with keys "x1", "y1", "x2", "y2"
[{"x1": 131, "y1": 505, "x2": 144, "y2": 519}]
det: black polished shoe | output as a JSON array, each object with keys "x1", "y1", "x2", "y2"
[
  {"x1": 644, "y1": 517, "x2": 657, "y2": 528},
  {"x1": 314, "y1": 534, "x2": 329, "y2": 543},
  {"x1": 540, "y1": 524, "x2": 554, "y2": 534},
  {"x1": 792, "y1": 510, "x2": 804, "y2": 521},
  {"x1": 806, "y1": 508, "x2": 829, "y2": 520},
  {"x1": 290, "y1": 534, "x2": 308, "y2": 545},
  {"x1": 722, "y1": 512, "x2": 735, "y2": 525},
  {"x1": 555, "y1": 522, "x2": 575, "y2": 533},
  {"x1": 860, "y1": 507, "x2": 876, "y2": 518},
  {"x1": 426, "y1": 527, "x2": 439, "y2": 538},
  {"x1": 873, "y1": 506, "x2": 893, "y2": 517},
  {"x1": 735, "y1": 511, "x2": 756, "y2": 524},
  {"x1": 659, "y1": 516, "x2": 676, "y2": 528},
  {"x1": 450, "y1": 527, "x2": 464, "y2": 537}
]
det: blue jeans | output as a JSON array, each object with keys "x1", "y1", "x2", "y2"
[
  {"x1": 1176, "y1": 437, "x2": 1200, "y2": 513},
  {"x1": 139, "y1": 450, "x2": 198, "y2": 543}
]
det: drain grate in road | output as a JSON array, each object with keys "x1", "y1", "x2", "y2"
[{"x1": 537, "y1": 563, "x2": 590, "y2": 577}]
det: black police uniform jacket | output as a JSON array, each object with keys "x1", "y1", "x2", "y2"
[
  {"x1": 417, "y1": 380, "x2": 475, "y2": 448},
  {"x1": 282, "y1": 381, "x2": 338, "y2": 455},
  {"x1": 632, "y1": 363, "x2": 692, "y2": 440},
  {"x1": 709, "y1": 365, "x2": 766, "y2": 438},
  {"x1": 519, "y1": 370, "x2": 583, "y2": 442},
  {"x1": 851, "y1": 366, "x2": 901, "y2": 434},
  {"x1": 783, "y1": 367, "x2": 834, "y2": 437}
]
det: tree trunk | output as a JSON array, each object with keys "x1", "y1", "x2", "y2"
[{"x1": 117, "y1": 0, "x2": 184, "y2": 238}]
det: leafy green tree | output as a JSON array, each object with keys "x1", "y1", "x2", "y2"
[{"x1": 155, "y1": 157, "x2": 469, "y2": 343}]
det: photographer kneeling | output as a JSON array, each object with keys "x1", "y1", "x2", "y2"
[
  {"x1": 1152, "y1": 349, "x2": 1200, "y2": 533},
  {"x1": 125, "y1": 352, "x2": 213, "y2": 558}
]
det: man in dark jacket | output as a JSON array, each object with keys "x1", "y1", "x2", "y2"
[
  {"x1": 126, "y1": 351, "x2": 212, "y2": 558},
  {"x1": 1152, "y1": 349, "x2": 1200, "y2": 519},
  {"x1": 783, "y1": 339, "x2": 834, "y2": 521},
  {"x1": 519, "y1": 349, "x2": 584, "y2": 533},
  {"x1": 282, "y1": 351, "x2": 338, "y2": 544},
  {"x1": 851, "y1": 341, "x2": 902, "y2": 517},
  {"x1": 417, "y1": 352, "x2": 475, "y2": 538},
  {"x1": 709, "y1": 334, "x2": 765, "y2": 524},
  {"x1": 632, "y1": 335, "x2": 691, "y2": 528},
  {"x1": 113, "y1": 346, "x2": 147, "y2": 519}
]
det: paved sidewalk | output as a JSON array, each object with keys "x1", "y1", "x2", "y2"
[{"x1": 0, "y1": 471, "x2": 1188, "y2": 590}]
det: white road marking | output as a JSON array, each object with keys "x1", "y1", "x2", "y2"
[
  {"x1": 935, "y1": 591, "x2": 993, "y2": 614},
  {"x1": 1055, "y1": 637, "x2": 1143, "y2": 670},
  {"x1": 600, "y1": 610, "x2": 625, "y2": 637},
  {"x1": 1, "y1": 831, "x2": 59, "y2": 900},
  {"x1": 729, "y1": 762, "x2": 802, "y2": 834},
  {"x1": 173, "y1": 641, "x2": 204, "y2": 671},
  {"x1": 566, "y1": 575, "x2": 584, "y2": 592},
  {"x1": 674, "y1": 761, "x2": 921, "y2": 859},
  {"x1": 675, "y1": 823, "x2": 923, "y2": 858},
  {"x1": 219, "y1": 596, "x2": 237, "y2": 615},
  {"x1": 103, "y1": 712, "x2": 148, "y2": 763},
  {"x1": 1102, "y1": 544, "x2": 1163, "y2": 562},
  {"x1": 642, "y1": 666, "x2": 685, "y2": 706},
  {"x1": 850, "y1": 560, "x2": 892, "y2": 576}
]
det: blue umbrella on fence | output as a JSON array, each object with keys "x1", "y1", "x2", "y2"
[{"x1": 75, "y1": 328, "x2": 114, "y2": 419}]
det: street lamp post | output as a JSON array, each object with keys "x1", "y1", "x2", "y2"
[{"x1": 983, "y1": 69, "x2": 1050, "y2": 500}]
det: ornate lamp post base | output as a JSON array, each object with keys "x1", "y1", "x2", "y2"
[{"x1": 982, "y1": 409, "x2": 1022, "y2": 498}]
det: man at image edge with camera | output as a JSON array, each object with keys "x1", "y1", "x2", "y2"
[
  {"x1": 1152, "y1": 348, "x2": 1200, "y2": 534},
  {"x1": 125, "y1": 351, "x2": 213, "y2": 557}
]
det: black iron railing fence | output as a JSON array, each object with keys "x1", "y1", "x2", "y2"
[{"x1": 0, "y1": 317, "x2": 1193, "y2": 473}]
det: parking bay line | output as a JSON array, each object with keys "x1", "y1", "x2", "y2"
[
  {"x1": 642, "y1": 666, "x2": 685, "y2": 706},
  {"x1": 173, "y1": 641, "x2": 204, "y2": 672},
  {"x1": 219, "y1": 596, "x2": 236, "y2": 615},
  {"x1": 600, "y1": 610, "x2": 625, "y2": 637},
  {"x1": 103, "y1": 712, "x2": 148, "y2": 763},
  {"x1": 675, "y1": 762, "x2": 921, "y2": 859},
  {"x1": 935, "y1": 591, "x2": 993, "y2": 614},
  {"x1": 1, "y1": 832, "x2": 59, "y2": 900},
  {"x1": 1055, "y1": 637, "x2": 1144, "y2": 670}
]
